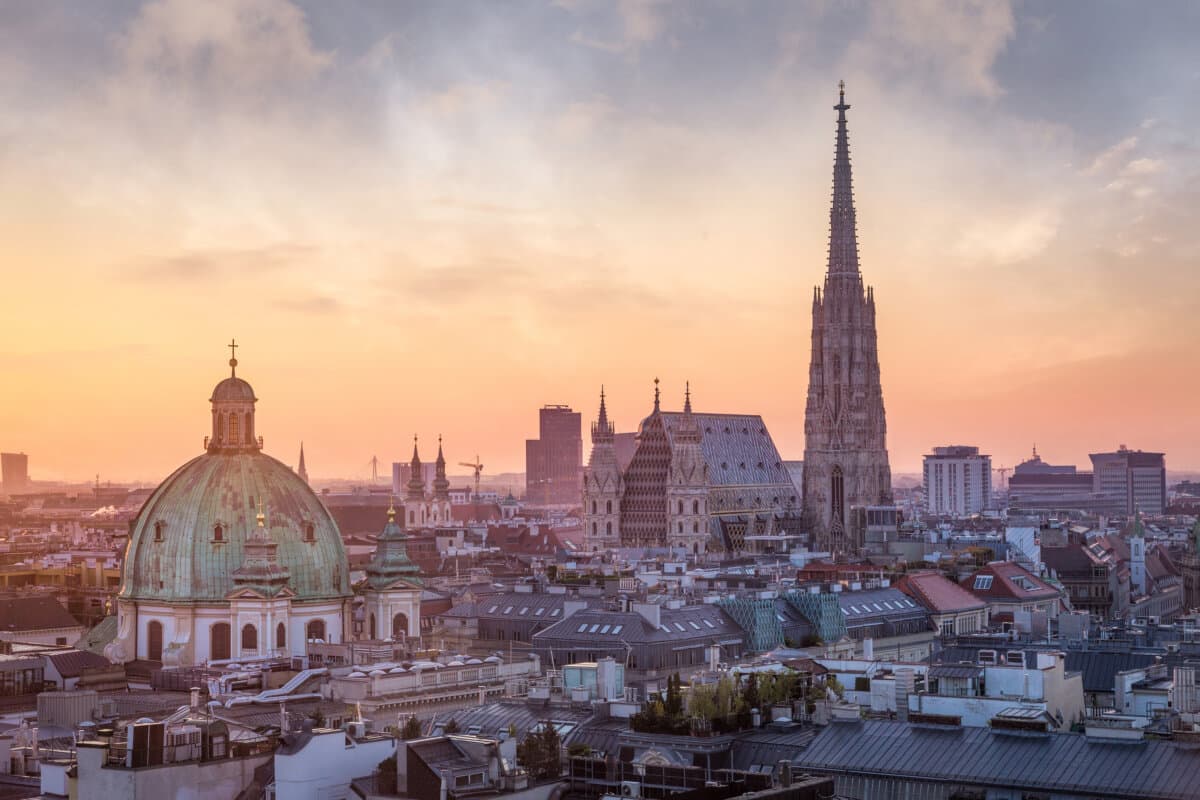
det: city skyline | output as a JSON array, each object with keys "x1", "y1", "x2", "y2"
[{"x1": 2, "y1": 1, "x2": 1199, "y2": 482}]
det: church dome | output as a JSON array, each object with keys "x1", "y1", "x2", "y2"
[
  {"x1": 120, "y1": 450, "x2": 352, "y2": 603},
  {"x1": 120, "y1": 344, "x2": 350, "y2": 604},
  {"x1": 210, "y1": 376, "x2": 257, "y2": 404}
]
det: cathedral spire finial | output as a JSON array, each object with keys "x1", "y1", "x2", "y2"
[
  {"x1": 228, "y1": 338, "x2": 239, "y2": 377},
  {"x1": 387, "y1": 496, "x2": 397, "y2": 523},
  {"x1": 684, "y1": 381, "x2": 692, "y2": 414},
  {"x1": 653, "y1": 377, "x2": 660, "y2": 412},
  {"x1": 598, "y1": 386, "x2": 609, "y2": 427}
]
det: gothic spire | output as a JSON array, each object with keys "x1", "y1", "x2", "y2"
[
  {"x1": 653, "y1": 377, "x2": 661, "y2": 413},
  {"x1": 827, "y1": 80, "x2": 860, "y2": 276},
  {"x1": 433, "y1": 435, "x2": 450, "y2": 499},
  {"x1": 683, "y1": 381, "x2": 692, "y2": 415},
  {"x1": 406, "y1": 435, "x2": 425, "y2": 500},
  {"x1": 297, "y1": 442, "x2": 308, "y2": 485},
  {"x1": 592, "y1": 386, "x2": 614, "y2": 443}
]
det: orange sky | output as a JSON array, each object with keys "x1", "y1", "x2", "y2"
[{"x1": 1, "y1": 1, "x2": 1198, "y2": 483}]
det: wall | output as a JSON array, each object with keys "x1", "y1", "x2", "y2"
[
  {"x1": 275, "y1": 730, "x2": 396, "y2": 800},
  {"x1": 76, "y1": 743, "x2": 271, "y2": 800}
]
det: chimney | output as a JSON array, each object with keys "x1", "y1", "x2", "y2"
[{"x1": 632, "y1": 602, "x2": 661, "y2": 628}]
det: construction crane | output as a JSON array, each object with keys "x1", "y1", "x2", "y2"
[
  {"x1": 459, "y1": 456, "x2": 484, "y2": 520},
  {"x1": 364, "y1": 455, "x2": 381, "y2": 483}
]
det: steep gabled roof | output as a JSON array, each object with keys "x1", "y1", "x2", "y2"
[{"x1": 894, "y1": 571, "x2": 987, "y2": 615}]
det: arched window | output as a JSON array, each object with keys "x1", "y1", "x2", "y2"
[
  {"x1": 217, "y1": 414, "x2": 225, "y2": 443},
  {"x1": 213, "y1": 524, "x2": 223, "y2": 542},
  {"x1": 276, "y1": 622, "x2": 286, "y2": 651},
  {"x1": 211, "y1": 623, "x2": 231, "y2": 661},
  {"x1": 393, "y1": 613, "x2": 409, "y2": 639},
  {"x1": 678, "y1": 522, "x2": 683, "y2": 533},
  {"x1": 229, "y1": 413, "x2": 239, "y2": 445},
  {"x1": 831, "y1": 466, "x2": 845, "y2": 525},
  {"x1": 606, "y1": 521, "x2": 612, "y2": 535},
  {"x1": 591, "y1": 501, "x2": 597, "y2": 515},
  {"x1": 693, "y1": 521, "x2": 699, "y2": 533},
  {"x1": 369, "y1": 614, "x2": 377, "y2": 640},
  {"x1": 241, "y1": 624, "x2": 257, "y2": 653},
  {"x1": 147, "y1": 620, "x2": 163, "y2": 661},
  {"x1": 678, "y1": 500, "x2": 684, "y2": 514},
  {"x1": 154, "y1": 521, "x2": 165, "y2": 542},
  {"x1": 244, "y1": 412, "x2": 253, "y2": 444},
  {"x1": 606, "y1": 500, "x2": 612, "y2": 514},
  {"x1": 304, "y1": 523, "x2": 315, "y2": 542},
  {"x1": 591, "y1": 522, "x2": 597, "y2": 535},
  {"x1": 693, "y1": 500, "x2": 699, "y2": 515},
  {"x1": 306, "y1": 619, "x2": 326, "y2": 642},
  {"x1": 409, "y1": 510, "x2": 415, "y2": 524}
]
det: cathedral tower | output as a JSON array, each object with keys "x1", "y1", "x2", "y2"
[
  {"x1": 802, "y1": 83, "x2": 892, "y2": 554},
  {"x1": 582, "y1": 387, "x2": 622, "y2": 551},
  {"x1": 665, "y1": 384, "x2": 710, "y2": 555}
]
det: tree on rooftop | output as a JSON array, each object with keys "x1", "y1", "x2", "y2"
[
  {"x1": 401, "y1": 715, "x2": 423, "y2": 740},
  {"x1": 517, "y1": 722, "x2": 562, "y2": 780}
]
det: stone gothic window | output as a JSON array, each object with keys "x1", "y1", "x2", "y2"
[
  {"x1": 229, "y1": 413, "x2": 239, "y2": 444},
  {"x1": 678, "y1": 500, "x2": 684, "y2": 514},
  {"x1": 606, "y1": 521, "x2": 612, "y2": 536},
  {"x1": 592, "y1": 522, "x2": 597, "y2": 535},
  {"x1": 693, "y1": 522, "x2": 699, "y2": 533},
  {"x1": 592, "y1": 501, "x2": 597, "y2": 515},
  {"x1": 241, "y1": 624, "x2": 257, "y2": 652},
  {"x1": 692, "y1": 500, "x2": 699, "y2": 514},
  {"x1": 606, "y1": 500, "x2": 612, "y2": 514}
]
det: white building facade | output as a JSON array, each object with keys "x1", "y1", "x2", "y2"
[{"x1": 923, "y1": 446, "x2": 992, "y2": 517}]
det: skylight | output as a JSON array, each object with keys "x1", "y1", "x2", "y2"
[
  {"x1": 611, "y1": 625, "x2": 623, "y2": 635},
  {"x1": 503, "y1": 606, "x2": 514, "y2": 614},
  {"x1": 600, "y1": 625, "x2": 611, "y2": 634},
  {"x1": 577, "y1": 623, "x2": 588, "y2": 633},
  {"x1": 535, "y1": 608, "x2": 545, "y2": 616},
  {"x1": 702, "y1": 619, "x2": 715, "y2": 628},
  {"x1": 519, "y1": 607, "x2": 529, "y2": 615},
  {"x1": 551, "y1": 609, "x2": 561, "y2": 616},
  {"x1": 689, "y1": 621, "x2": 701, "y2": 630},
  {"x1": 674, "y1": 622, "x2": 686, "y2": 632},
  {"x1": 974, "y1": 575, "x2": 993, "y2": 590},
  {"x1": 488, "y1": 605, "x2": 499, "y2": 613},
  {"x1": 589, "y1": 624, "x2": 601, "y2": 633}
]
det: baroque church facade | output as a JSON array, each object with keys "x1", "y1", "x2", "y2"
[
  {"x1": 801, "y1": 84, "x2": 893, "y2": 553},
  {"x1": 105, "y1": 348, "x2": 421, "y2": 667},
  {"x1": 582, "y1": 382, "x2": 802, "y2": 554}
]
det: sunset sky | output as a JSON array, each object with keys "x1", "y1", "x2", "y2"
[{"x1": 1, "y1": 0, "x2": 1198, "y2": 483}]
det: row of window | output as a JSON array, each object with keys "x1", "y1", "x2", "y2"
[
  {"x1": 144, "y1": 619, "x2": 328, "y2": 661},
  {"x1": 214, "y1": 411, "x2": 254, "y2": 446},
  {"x1": 151, "y1": 521, "x2": 316, "y2": 542}
]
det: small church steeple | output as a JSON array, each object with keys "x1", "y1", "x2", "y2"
[
  {"x1": 297, "y1": 442, "x2": 309, "y2": 485},
  {"x1": 432, "y1": 435, "x2": 451, "y2": 500},
  {"x1": 406, "y1": 435, "x2": 425, "y2": 501}
]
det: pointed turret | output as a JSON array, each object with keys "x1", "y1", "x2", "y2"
[
  {"x1": 827, "y1": 80, "x2": 860, "y2": 277},
  {"x1": 406, "y1": 435, "x2": 425, "y2": 501},
  {"x1": 592, "y1": 386, "x2": 614, "y2": 444},
  {"x1": 676, "y1": 382, "x2": 701, "y2": 445},
  {"x1": 297, "y1": 442, "x2": 309, "y2": 485},
  {"x1": 432, "y1": 436, "x2": 451, "y2": 500}
]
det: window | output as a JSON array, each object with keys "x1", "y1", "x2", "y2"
[
  {"x1": 702, "y1": 619, "x2": 715, "y2": 628},
  {"x1": 689, "y1": 621, "x2": 701, "y2": 630},
  {"x1": 213, "y1": 524, "x2": 224, "y2": 542},
  {"x1": 519, "y1": 607, "x2": 529, "y2": 615},
  {"x1": 577, "y1": 623, "x2": 589, "y2": 633},
  {"x1": 304, "y1": 523, "x2": 315, "y2": 542},
  {"x1": 606, "y1": 500, "x2": 612, "y2": 514},
  {"x1": 147, "y1": 621, "x2": 163, "y2": 661},
  {"x1": 673, "y1": 622, "x2": 686, "y2": 632},
  {"x1": 503, "y1": 606, "x2": 514, "y2": 614},
  {"x1": 611, "y1": 625, "x2": 623, "y2": 635},
  {"x1": 678, "y1": 500, "x2": 684, "y2": 514},
  {"x1": 276, "y1": 622, "x2": 286, "y2": 650},
  {"x1": 217, "y1": 414, "x2": 225, "y2": 442},
  {"x1": 589, "y1": 624, "x2": 601, "y2": 633},
  {"x1": 831, "y1": 466, "x2": 845, "y2": 525},
  {"x1": 600, "y1": 625, "x2": 611, "y2": 634},
  {"x1": 307, "y1": 619, "x2": 326, "y2": 642},
  {"x1": 535, "y1": 608, "x2": 545, "y2": 616},
  {"x1": 153, "y1": 521, "x2": 165, "y2": 542},
  {"x1": 229, "y1": 412, "x2": 240, "y2": 444},
  {"x1": 592, "y1": 501, "x2": 597, "y2": 514},
  {"x1": 244, "y1": 412, "x2": 253, "y2": 444},
  {"x1": 974, "y1": 575, "x2": 993, "y2": 590},
  {"x1": 550, "y1": 609, "x2": 560, "y2": 617},
  {"x1": 241, "y1": 624, "x2": 258, "y2": 652},
  {"x1": 606, "y1": 521, "x2": 612, "y2": 536},
  {"x1": 211, "y1": 623, "x2": 231, "y2": 660}
]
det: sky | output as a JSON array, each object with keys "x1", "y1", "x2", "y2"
[{"x1": 1, "y1": 0, "x2": 1198, "y2": 483}]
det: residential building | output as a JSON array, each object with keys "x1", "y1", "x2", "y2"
[
  {"x1": 837, "y1": 587, "x2": 935, "y2": 661},
  {"x1": 894, "y1": 571, "x2": 988, "y2": 636},
  {"x1": 961, "y1": 561, "x2": 1061, "y2": 623},
  {"x1": 1042, "y1": 542, "x2": 1129, "y2": 620},
  {"x1": 922, "y1": 445, "x2": 991, "y2": 516}
]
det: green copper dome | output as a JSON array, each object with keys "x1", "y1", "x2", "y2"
[{"x1": 120, "y1": 450, "x2": 352, "y2": 603}]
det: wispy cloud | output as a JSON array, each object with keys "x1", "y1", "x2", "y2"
[{"x1": 131, "y1": 244, "x2": 319, "y2": 281}]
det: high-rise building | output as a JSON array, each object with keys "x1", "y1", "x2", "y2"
[
  {"x1": 802, "y1": 83, "x2": 892, "y2": 554},
  {"x1": 1090, "y1": 446, "x2": 1166, "y2": 515},
  {"x1": 525, "y1": 404, "x2": 582, "y2": 506},
  {"x1": 922, "y1": 446, "x2": 992, "y2": 517},
  {"x1": 0, "y1": 452, "x2": 29, "y2": 494}
]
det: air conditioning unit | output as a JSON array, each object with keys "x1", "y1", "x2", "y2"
[
  {"x1": 346, "y1": 721, "x2": 366, "y2": 739},
  {"x1": 621, "y1": 781, "x2": 642, "y2": 798}
]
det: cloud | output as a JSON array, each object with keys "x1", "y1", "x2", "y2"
[
  {"x1": 555, "y1": 96, "x2": 616, "y2": 138},
  {"x1": 116, "y1": 0, "x2": 332, "y2": 95},
  {"x1": 956, "y1": 206, "x2": 1061, "y2": 265},
  {"x1": 131, "y1": 243, "x2": 319, "y2": 280},
  {"x1": 1083, "y1": 135, "x2": 1139, "y2": 175},
  {"x1": 275, "y1": 293, "x2": 342, "y2": 314},
  {"x1": 564, "y1": 0, "x2": 672, "y2": 54},
  {"x1": 847, "y1": 0, "x2": 1016, "y2": 98}
]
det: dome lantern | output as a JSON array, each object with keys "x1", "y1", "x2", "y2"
[{"x1": 208, "y1": 339, "x2": 260, "y2": 453}]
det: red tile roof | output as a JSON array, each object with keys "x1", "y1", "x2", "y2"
[
  {"x1": 895, "y1": 571, "x2": 987, "y2": 614},
  {"x1": 961, "y1": 562, "x2": 1059, "y2": 603}
]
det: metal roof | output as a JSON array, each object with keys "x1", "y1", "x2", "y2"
[{"x1": 797, "y1": 720, "x2": 1200, "y2": 799}]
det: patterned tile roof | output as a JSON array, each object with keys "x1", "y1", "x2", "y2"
[{"x1": 659, "y1": 412, "x2": 794, "y2": 490}]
